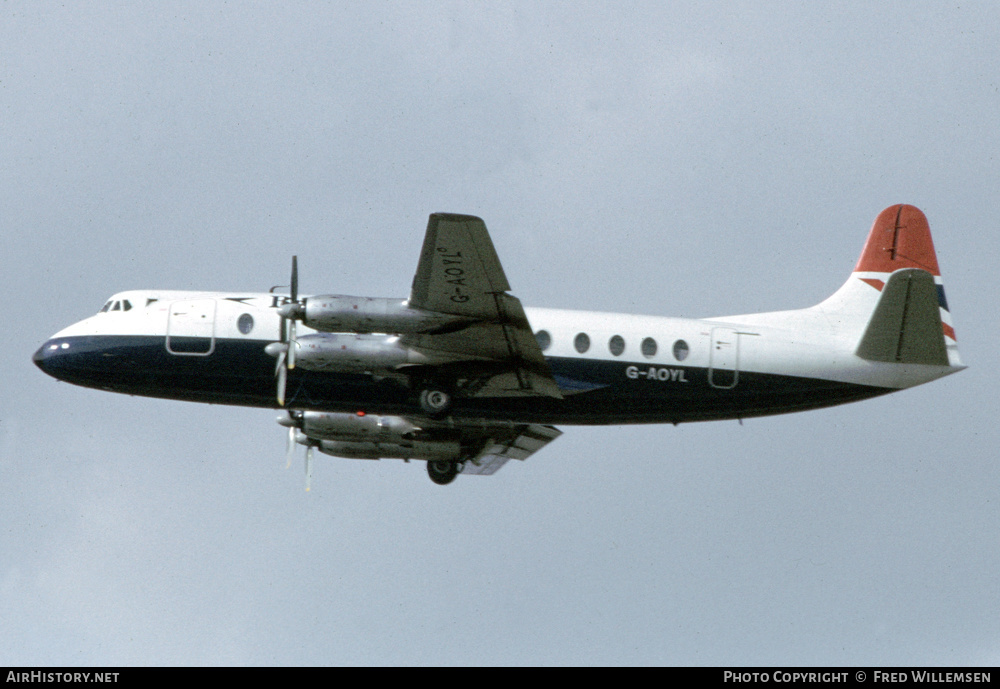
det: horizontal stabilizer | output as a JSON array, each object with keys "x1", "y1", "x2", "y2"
[{"x1": 855, "y1": 269, "x2": 948, "y2": 365}]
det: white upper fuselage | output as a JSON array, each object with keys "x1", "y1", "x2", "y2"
[{"x1": 50, "y1": 279, "x2": 960, "y2": 396}]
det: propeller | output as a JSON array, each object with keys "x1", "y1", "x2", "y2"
[
  {"x1": 267, "y1": 256, "x2": 305, "y2": 407},
  {"x1": 277, "y1": 411, "x2": 302, "y2": 467},
  {"x1": 277, "y1": 411, "x2": 316, "y2": 491},
  {"x1": 270, "y1": 260, "x2": 318, "y2": 491},
  {"x1": 285, "y1": 256, "x2": 300, "y2": 369},
  {"x1": 278, "y1": 256, "x2": 305, "y2": 370}
]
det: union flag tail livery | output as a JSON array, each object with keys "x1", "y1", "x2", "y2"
[
  {"x1": 33, "y1": 204, "x2": 965, "y2": 485},
  {"x1": 797, "y1": 204, "x2": 961, "y2": 372},
  {"x1": 853, "y1": 204, "x2": 959, "y2": 363}
]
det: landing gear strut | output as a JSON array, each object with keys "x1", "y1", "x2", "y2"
[{"x1": 427, "y1": 459, "x2": 462, "y2": 485}]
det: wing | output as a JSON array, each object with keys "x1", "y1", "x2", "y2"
[
  {"x1": 405, "y1": 213, "x2": 562, "y2": 399},
  {"x1": 410, "y1": 212, "x2": 511, "y2": 317},
  {"x1": 459, "y1": 423, "x2": 563, "y2": 476}
]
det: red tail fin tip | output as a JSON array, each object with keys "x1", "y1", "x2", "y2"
[{"x1": 854, "y1": 205, "x2": 941, "y2": 276}]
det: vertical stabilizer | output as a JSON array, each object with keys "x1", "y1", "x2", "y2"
[
  {"x1": 804, "y1": 205, "x2": 962, "y2": 373},
  {"x1": 848, "y1": 205, "x2": 961, "y2": 368},
  {"x1": 855, "y1": 204, "x2": 941, "y2": 275}
]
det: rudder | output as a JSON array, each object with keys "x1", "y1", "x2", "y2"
[
  {"x1": 850, "y1": 205, "x2": 960, "y2": 368},
  {"x1": 855, "y1": 204, "x2": 941, "y2": 275}
]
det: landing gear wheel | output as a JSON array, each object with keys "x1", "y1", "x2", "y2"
[
  {"x1": 427, "y1": 459, "x2": 461, "y2": 485},
  {"x1": 419, "y1": 389, "x2": 452, "y2": 416}
]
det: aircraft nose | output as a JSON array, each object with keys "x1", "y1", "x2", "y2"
[
  {"x1": 33, "y1": 335, "x2": 126, "y2": 390},
  {"x1": 33, "y1": 339, "x2": 80, "y2": 380},
  {"x1": 33, "y1": 340, "x2": 60, "y2": 376}
]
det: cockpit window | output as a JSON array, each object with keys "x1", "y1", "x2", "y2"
[{"x1": 99, "y1": 297, "x2": 136, "y2": 314}]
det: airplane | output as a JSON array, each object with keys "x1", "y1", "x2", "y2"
[{"x1": 33, "y1": 204, "x2": 964, "y2": 487}]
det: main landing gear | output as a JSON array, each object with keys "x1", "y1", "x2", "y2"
[
  {"x1": 418, "y1": 388, "x2": 452, "y2": 416},
  {"x1": 427, "y1": 459, "x2": 464, "y2": 485}
]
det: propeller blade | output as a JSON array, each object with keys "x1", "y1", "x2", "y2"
[
  {"x1": 305, "y1": 444, "x2": 314, "y2": 492},
  {"x1": 286, "y1": 425, "x2": 295, "y2": 469},
  {"x1": 276, "y1": 360, "x2": 287, "y2": 407},
  {"x1": 291, "y1": 255, "x2": 298, "y2": 303},
  {"x1": 287, "y1": 319, "x2": 296, "y2": 370}
]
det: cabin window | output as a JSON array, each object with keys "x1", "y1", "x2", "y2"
[
  {"x1": 673, "y1": 339, "x2": 689, "y2": 361},
  {"x1": 238, "y1": 313, "x2": 255, "y2": 335},
  {"x1": 535, "y1": 330, "x2": 552, "y2": 351},
  {"x1": 574, "y1": 332, "x2": 590, "y2": 353},
  {"x1": 122, "y1": 300, "x2": 132, "y2": 311},
  {"x1": 100, "y1": 301, "x2": 112, "y2": 313},
  {"x1": 111, "y1": 301, "x2": 121, "y2": 311},
  {"x1": 609, "y1": 335, "x2": 625, "y2": 356},
  {"x1": 641, "y1": 337, "x2": 657, "y2": 358}
]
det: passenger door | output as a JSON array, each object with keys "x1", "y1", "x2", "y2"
[
  {"x1": 709, "y1": 327, "x2": 739, "y2": 389},
  {"x1": 166, "y1": 299, "x2": 217, "y2": 355}
]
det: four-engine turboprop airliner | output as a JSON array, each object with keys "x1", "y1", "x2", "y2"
[{"x1": 33, "y1": 204, "x2": 964, "y2": 486}]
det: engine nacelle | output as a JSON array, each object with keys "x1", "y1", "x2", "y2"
[
  {"x1": 303, "y1": 295, "x2": 471, "y2": 334},
  {"x1": 317, "y1": 439, "x2": 462, "y2": 461},
  {"x1": 291, "y1": 333, "x2": 450, "y2": 373},
  {"x1": 299, "y1": 411, "x2": 419, "y2": 442}
]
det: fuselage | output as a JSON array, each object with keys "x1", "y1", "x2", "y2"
[{"x1": 32, "y1": 286, "x2": 958, "y2": 426}]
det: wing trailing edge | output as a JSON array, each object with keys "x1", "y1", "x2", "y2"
[{"x1": 461, "y1": 424, "x2": 563, "y2": 476}]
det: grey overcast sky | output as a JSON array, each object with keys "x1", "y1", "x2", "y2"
[{"x1": 2, "y1": 2, "x2": 998, "y2": 666}]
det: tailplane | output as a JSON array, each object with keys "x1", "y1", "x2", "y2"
[{"x1": 855, "y1": 268, "x2": 949, "y2": 365}]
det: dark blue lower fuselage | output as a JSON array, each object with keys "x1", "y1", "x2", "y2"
[{"x1": 33, "y1": 335, "x2": 888, "y2": 425}]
